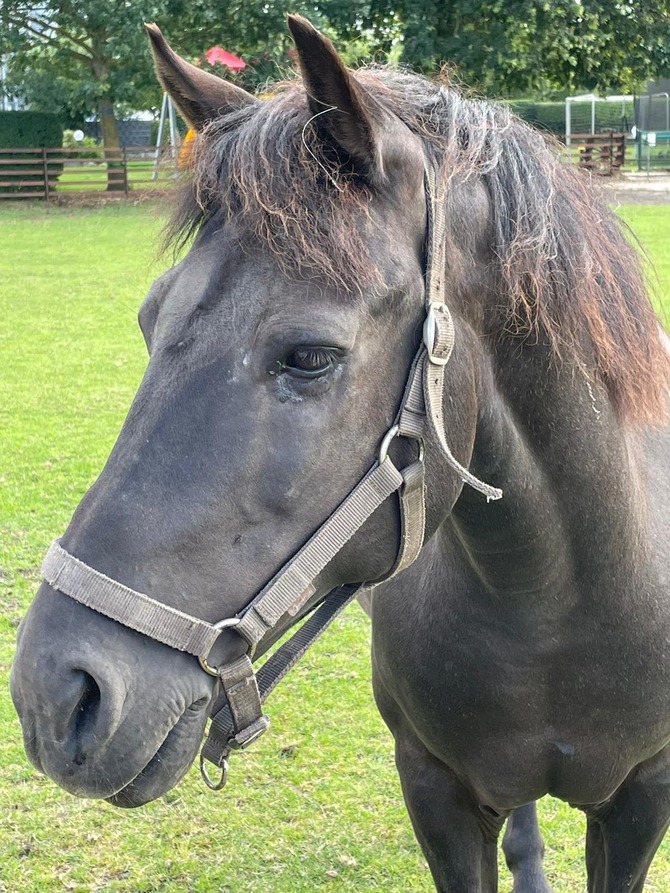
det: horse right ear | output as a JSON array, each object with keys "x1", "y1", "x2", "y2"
[
  {"x1": 145, "y1": 24, "x2": 257, "y2": 130},
  {"x1": 287, "y1": 15, "x2": 384, "y2": 186}
]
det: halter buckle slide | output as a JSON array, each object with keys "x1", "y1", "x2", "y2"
[
  {"x1": 423, "y1": 302, "x2": 453, "y2": 365},
  {"x1": 229, "y1": 714, "x2": 271, "y2": 750}
]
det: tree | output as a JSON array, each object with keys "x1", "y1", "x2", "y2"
[
  {"x1": 321, "y1": 0, "x2": 670, "y2": 97},
  {"x1": 4, "y1": 0, "x2": 665, "y2": 174},
  {"x1": 0, "y1": 1, "x2": 174, "y2": 188},
  {"x1": 552, "y1": 1, "x2": 670, "y2": 94},
  {"x1": 0, "y1": 2, "x2": 353, "y2": 188}
]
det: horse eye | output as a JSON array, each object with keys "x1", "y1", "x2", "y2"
[{"x1": 284, "y1": 347, "x2": 337, "y2": 378}]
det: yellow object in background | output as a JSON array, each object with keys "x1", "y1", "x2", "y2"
[{"x1": 179, "y1": 129, "x2": 196, "y2": 168}]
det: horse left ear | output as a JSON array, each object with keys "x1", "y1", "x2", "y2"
[
  {"x1": 287, "y1": 15, "x2": 384, "y2": 185},
  {"x1": 145, "y1": 23, "x2": 257, "y2": 131}
]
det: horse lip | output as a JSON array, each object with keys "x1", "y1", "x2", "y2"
[
  {"x1": 22, "y1": 696, "x2": 208, "y2": 803},
  {"x1": 103, "y1": 699, "x2": 210, "y2": 807},
  {"x1": 18, "y1": 712, "x2": 45, "y2": 775}
]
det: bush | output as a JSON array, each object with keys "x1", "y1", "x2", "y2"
[
  {"x1": 0, "y1": 110, "x2": 62, "y2": 148},
  {"x1": 507, "y1": 100, "x2": 566, "y2": 136},
  {"x1": 62, "y1": 129, "x2": 103, "y2": 160},
  {"x1": 0, "y1": 111, "x2": 64, "y2": 195}
]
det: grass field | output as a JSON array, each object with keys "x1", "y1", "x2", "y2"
[
  {"x1": 0, "y1": 202, "x2": 669, "y2": 893},
  {"x1": 56, "y1": 160, "x2": 174, "y2": 193}
]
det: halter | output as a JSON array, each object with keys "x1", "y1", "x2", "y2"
[{"x1": 40, "y1": 163, "x2": 502, "y2": 791}]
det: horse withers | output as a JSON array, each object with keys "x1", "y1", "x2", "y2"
[{"x1": 11, "y1": 17, "x2": 670, "y2": 893}]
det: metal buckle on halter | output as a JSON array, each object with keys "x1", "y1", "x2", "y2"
[
  {"x1": 198, "y1": 617, "x2": 243, "y2": 676},
  {"x1": 423, "y1": 302, "x2": 453, "y2": 365},
  {"x1": 379, "y1": 425, "x2": 425, "y2": 465},
  {"x1": 229, "y1": 715, "x2": 271, "y2": 750}
]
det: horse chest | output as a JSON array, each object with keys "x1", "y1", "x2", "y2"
[{"x1": 371, "y1": 578, "x2": 670, "y2": 808}]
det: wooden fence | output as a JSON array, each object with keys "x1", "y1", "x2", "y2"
[
  {"x1": 563, "y1": 132, "x2": 626, "y2": 176},
  {"x1": 0, "y1": 132, "x2": 628, "y2": 200},
  {"x1": 0, "y1": 145, "x2": 181, "y2": 199}
]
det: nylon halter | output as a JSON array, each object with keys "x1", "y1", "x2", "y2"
[{"x1": 40, "y1": 163, "x2": 502, "y2": 791}]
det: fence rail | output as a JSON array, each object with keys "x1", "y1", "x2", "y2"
[
  {"x1": 0, "y1": 132, "x2": 633, "y2": 200},
  {"x1": 0, "y1": 145, "x2": 181, "y2": 199},
  {"x1": 562, "y1": 132, "x2": 627, "y2": 176}
]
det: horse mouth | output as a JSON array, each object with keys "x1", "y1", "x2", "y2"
[{"x1": 105, "y1": 702, "x2": 209, "y2": 808}]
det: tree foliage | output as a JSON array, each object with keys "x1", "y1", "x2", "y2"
[
  {"x1": 0, "y1": 1, "x2": 175, "y2": 189},
  {"x1": 321, "y1": 0, "x2": 670, "y2": 96},
  {"x1": 0, "y1": 1, "x2": 331, "y2": 129},
  {"x1": 0, "y1": 0, "x2": 668, "y2": 153}
]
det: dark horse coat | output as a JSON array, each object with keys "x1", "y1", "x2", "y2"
[{"x1": 11, "y1": 17, "x2": 670, "y2": 893}]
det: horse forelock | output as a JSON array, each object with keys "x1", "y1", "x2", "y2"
[
  {"x1": 165, "y1": 85, "x2": 380, "y2": 296},
  {"x1": 164, "y1": 67, "x2": 670, "y2": 426},
  {"x1": 163, "y1": 69, "x2": 508, "y2": 295}
]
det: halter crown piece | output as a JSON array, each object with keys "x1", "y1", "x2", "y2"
[{"x1": 40, "y1": 163, "x2": 502, "y2": 791}]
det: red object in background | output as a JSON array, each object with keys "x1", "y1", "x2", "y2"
[{"x1": 205, "y1": 46, "x2": 246, "y2": 70}]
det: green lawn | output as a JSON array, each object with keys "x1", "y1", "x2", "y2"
[
  {"x1": 619, "y1": 206, "x2": 670, "y2": 327},
  {"x1": 0, "y1": 202, "x2": 669, "y2": 893},
  {"x1": 56, "y1": 160, "x2": 176, "y2": 193}
]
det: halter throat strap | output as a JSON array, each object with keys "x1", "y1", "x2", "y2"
[{"x1": 40, "y1": 162, "x2": 502, "y2": 791}]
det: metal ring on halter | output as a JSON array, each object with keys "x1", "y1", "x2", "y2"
[
  {"x1": 379, "y1": 426, "x2": 425, "y2": 465},
  {"x1": 198, "y1": 617, "x2": 243, "y2": 677},
  {"x1": 200, "y1": 750, "x2": 229, "y2": 790}
]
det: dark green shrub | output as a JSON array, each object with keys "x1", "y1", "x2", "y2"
[
  {"x1": 0, "y1": 111, "x2": 64, "y2": 195},
  {"x1": 0, "y1": 110, "x2": 63, "y2": 148},
  {"x1": 507, "y1": 100, "x2": 565, "y2": 136}
]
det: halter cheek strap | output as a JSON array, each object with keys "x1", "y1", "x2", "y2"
[{"x1": 40, "y1": 163, "x2": 502, "y2": 791}]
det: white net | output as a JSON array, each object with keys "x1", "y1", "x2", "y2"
[{"x1": 567, "y1": 97, "x2": 634, "y2": 137}]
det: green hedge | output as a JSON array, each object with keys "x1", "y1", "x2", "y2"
[
  {"x1": 0, "y1": 111, "x2": 64, "y2": 195},
  {"x1": 507, "y1": 100, "x2": 565, "y2": 135},
  {"x1": 0, "y1": 110, "x2": 63, "y2": 148}
]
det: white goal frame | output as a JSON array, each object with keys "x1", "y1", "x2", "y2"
[{"x1": 565, "y1": 94, "x2": 633, "y2": 149}]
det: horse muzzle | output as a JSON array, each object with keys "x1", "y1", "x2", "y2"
[{"x1": 11, "y1": 582, "x2": 214, "y2": 804}]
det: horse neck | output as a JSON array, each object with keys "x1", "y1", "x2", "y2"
[{"x1": 443, "y1": 332, "x2": 646, "y2": 602}]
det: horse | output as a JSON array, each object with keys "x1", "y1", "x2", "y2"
[{"x1": 11, "y1": 16, "x2": 670, "y2": 893}]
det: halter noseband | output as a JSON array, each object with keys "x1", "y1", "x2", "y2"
[{"x1": 40, "y1": 163, "x2": 502, "y2": 791}]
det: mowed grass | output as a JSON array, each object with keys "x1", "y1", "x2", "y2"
[
  {"x1": 619, "y1": 205, "x2": 670, "y2": 327},
  {"x1": 0, "y1": 201, "x2": 669, "y2": 893},
  {"x1": 56, "y1": 160, "x2": 175, "y2": 193}
]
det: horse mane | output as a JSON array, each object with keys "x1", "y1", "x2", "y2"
[{"x1": 166, "y1": 67, "x2": 670, "y2": 426}]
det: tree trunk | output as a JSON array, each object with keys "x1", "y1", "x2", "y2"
[
  {"x1": 91, "y1": 40, "x2": 124, "y2": 194},
  {"x1": 97, "y1": 97, "x2": 125, "y2": 192}
]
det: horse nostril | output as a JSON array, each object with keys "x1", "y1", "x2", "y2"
[{"x1": 68, "y1": 671, "x2": 102, "y2": 765}]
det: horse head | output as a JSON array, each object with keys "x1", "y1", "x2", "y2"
[{"x1": 11, "y1": 18, "x2": 481, "y2": 807}]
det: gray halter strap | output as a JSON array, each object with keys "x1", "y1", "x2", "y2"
[{"x1": 40, "y1": 163, "x2": 502, "y2": 791}]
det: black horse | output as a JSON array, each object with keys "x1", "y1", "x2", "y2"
[{"x1": 11, "y1": 17, "x2": 670, "y2": 893}]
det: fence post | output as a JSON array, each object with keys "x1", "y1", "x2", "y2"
[
  {"x1": 42, "y1": 148, "x2": 50, "y2": 201},
  {"x1": 123, "y1": 146, "x2": 129, "y2": 197}
]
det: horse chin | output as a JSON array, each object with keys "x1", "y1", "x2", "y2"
[{"x1": 105, "y1": 705, "x2": 209, "y2": 809}]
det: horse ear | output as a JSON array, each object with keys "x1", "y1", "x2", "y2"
[
  {"x1": 287, "y1": 15, "x2": 383, "y2": 184},
  {"x1": 145, "y1": 23, "x2": 256, "y2": 131}
]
